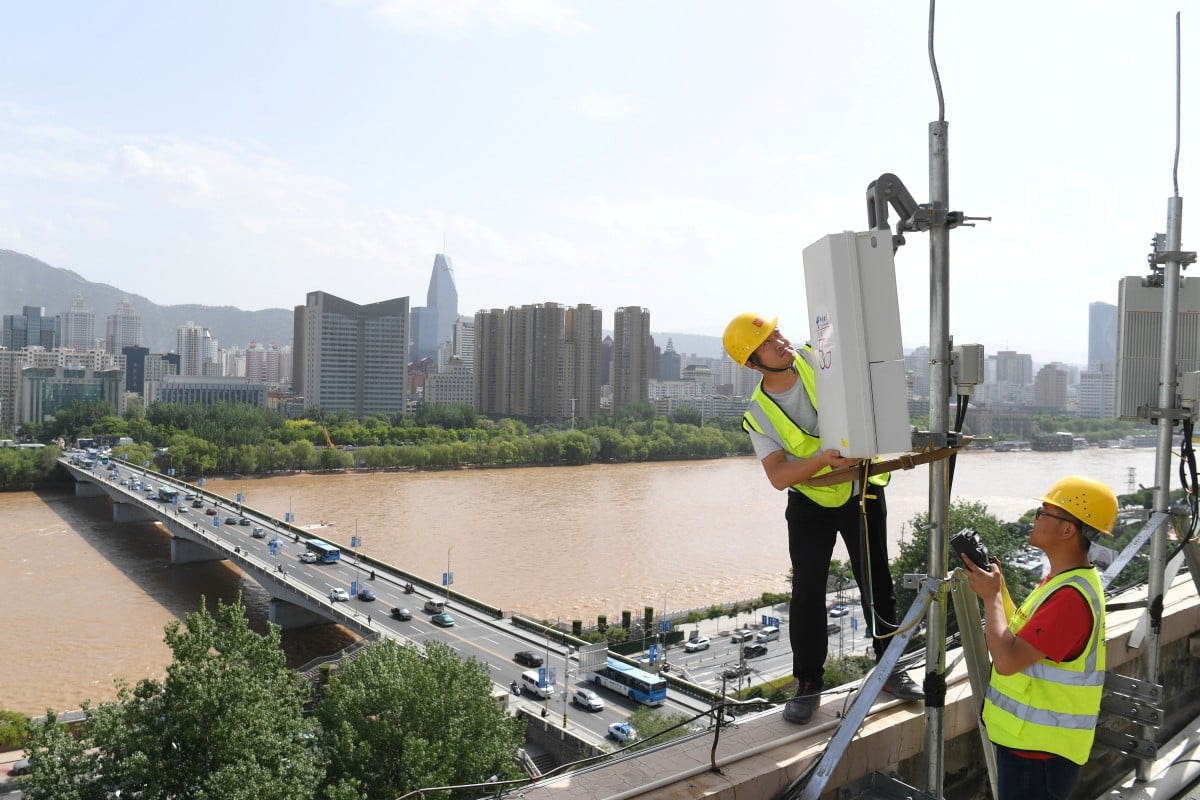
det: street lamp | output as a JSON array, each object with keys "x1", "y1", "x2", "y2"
[{"x1": 445, "y1": 545, "x2": 454, "y2": 605}]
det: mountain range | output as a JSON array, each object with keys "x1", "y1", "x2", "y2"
[{"x1": 0, "y1": 249, "x2": 724, "y2": 359}]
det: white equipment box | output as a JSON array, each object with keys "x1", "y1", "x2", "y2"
[{"x1": 802, "y1": 230, "x2": 910, "y2": 458}]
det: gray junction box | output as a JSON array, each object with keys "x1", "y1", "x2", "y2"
[{"x1": 802, "y1": 230, "x2": 911, "y2": 458}]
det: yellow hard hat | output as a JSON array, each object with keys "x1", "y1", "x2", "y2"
[
  {"x1": 723, "y1": 313, "x2": 777, "y2": 366},
  {"x1": 1040, "y1": 475, "x2": 1118, "y2": 536}
]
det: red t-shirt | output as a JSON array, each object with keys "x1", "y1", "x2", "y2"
[{"x1": 1007, "y1": 579, "x2": 1095, "y2": 759}]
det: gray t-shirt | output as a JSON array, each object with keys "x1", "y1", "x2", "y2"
[{"x1": 747, "y1": 374, "x2": 819, "y2": 462}]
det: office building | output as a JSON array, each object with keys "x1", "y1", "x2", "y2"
[
  {"x1": 2, "y1": 306, "x2": 57, "y2": 350},
  {"x1": 1079, "y1": 364, "x2": 1116, "y2": 418},
  {"x1": 105, "y1": 298, "x2": 142, "y2": 355},
  {"x1": 293, "y1": 290, "x2": 410, "y2": 418},
  {"x1": 611, "y1": 306, "x2": 652, "y2": 414},
  {"x1": 123, "y1": 346, "x2": 180, "y2": 395},
  {"x1": 144, "y1": 376, "x2": 267, "y2": 408},
  {"x1": 660, "y1": 339, "x2": 682, "y2": 382},
  {"x1": 20, "y1": 365, "x2": 125, "y2": 425},
  {"x1": 424, "y1": 356, "x2": 474, "y2": 406}
]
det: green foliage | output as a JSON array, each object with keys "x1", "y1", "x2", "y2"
[
  {"x1": 316, "y1": 640, "x2": 523, "y2": 799},
  {"x1": 624, "y1": 706, "x2": 695, "y2": 752},
  {"x1": 0, "y1": 709, "x2": 29, "y2": 750},
  {"x1": 26, "y1": 595, "x2": 322, "y2": 800},
  {"x1": 20, "y1": 708, "x2": 98, "y2": 800},
  {"x1": 0, "y1": 444, "x2": 61, "y2": 490}
]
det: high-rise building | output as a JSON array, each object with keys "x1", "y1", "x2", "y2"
[
  {"x1": 1034, "y1": 363, "x2": 1069, "y2": 410},
  {"x1": 994, "y1": 350, "x2": 1033, "y2": 386},
  {"x1": 293, "y1": 290, "x2": 410, "y2": 418},
  {"x1": 611, "y1": 306, "x2": 652, "y2": 414},
  {"x1": 564, "y1": 304, "x2": 603, "y2": 420},
  {"x1": 123, "y1": 346, "x2": 181, "y2": 395},
  {"x1": 472, "y1": 303, "x2": 603, "y2": 422},
  {"x1": 176, "y1": 321, "x2": 219, "y2": 377},
  {"x1": 1089, "y1": 301, "x2": 1118, "y2": 370},
  {"x1": 1079, "y1": 364, "x2": 1116, "y2": 418},
  {"x1": 427, "y1": 253, "x2": 458, "y2": 351},
  {"x1": 660, "y1": 339, "x2": 682, "y2": 382},
  {"x1": 2, "y1": 306, "x2": 57, "y2": 350},
  {"x1": 246, "y1": 341, "x2": 284, "y2": 384},
  {"x1": 105, "y1": 298, "x2": 142, "y2": 355},
  {"x1": 453, "y1": 317, "x2": 475, "y2": 367},
  {"x1": 59, "y1": 294, "x2": 96, "y2": 351},
  {"x1": 409, "y1": 306, "x2": 439, "y2": 362}
]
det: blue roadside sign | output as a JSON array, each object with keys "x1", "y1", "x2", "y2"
[
  {"x1": 648, "y1": 643, "x2": 659, "y2": 663},
  {"x1": 538, "y1": 667, "x2": 547, "y2": 687}
]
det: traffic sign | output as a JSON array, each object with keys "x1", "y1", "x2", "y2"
[
  {"x1": 657, "y1": 620, "x2": 671, "y2": 633},
  {"x1": 851, "y1": 617, "x2": 859, "y2": 631},
  {"x1": 442, "y1": 571, "x2": 454, "y2": 587},
  {"x1": 212, "y1": 516, "x2": 219, "y2": 528},
  {"x1": 648, "y1": 643, "x2": 659, "y2": 664},
  {"x1": 537, "y1": 667, "x2": 547, "y2": 687},
  {"x1": 350, "y1": 580, "x2": 358, "y2": 596}
]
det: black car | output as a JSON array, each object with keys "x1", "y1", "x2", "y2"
[
  {"x1": 513, "y1": 650, "x2": 543, "y2": 667},
  {"x1": 191, "y1": 499, "x2": 203, "y2": 508},
  {"x1": 742, "y1": 643, "x2": 768, "y2": 658},
  {"x1": 224, "y1": 516, "x2": 238, "y2": 525},
  {"x1": 390, "y1": 607, "x2": 412, "y2": 620},
  {"x1": 358, "y1": 587, "x2": 376, "y2": 602}
]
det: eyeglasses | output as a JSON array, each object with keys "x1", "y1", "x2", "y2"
[{"x1": 1035, "y1": 507, "x2": 1078, "y2": 526}]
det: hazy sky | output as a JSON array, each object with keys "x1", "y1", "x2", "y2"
[{"x1": 1, "y1": 2, "x2": 1194, "y2": 364}]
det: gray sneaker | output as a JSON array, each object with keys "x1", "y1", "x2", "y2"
[{"x1": 783, "y1": 681, "x2": 822, "y2": 724}]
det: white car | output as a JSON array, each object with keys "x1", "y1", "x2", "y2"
[
  {"x1": 300, "y1": 552, "x2": 319, "y2": 564},
  {"x1": 329, "y1": 587, "x2": 349, "y2": 602},
  {"x1": 729, "y1": 629, "x2": 754, "y2": 643},
  {"x1": 572, "y1": 687, "x2": 605, "y2": 711},
  {"x1": 683, "y1": 636, "x2": 711, "y2": 652},
  {"x1": 608, "y1": 722, "x2": 637, "y2": 743}
]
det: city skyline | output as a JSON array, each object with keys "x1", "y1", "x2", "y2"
[{"x1": 0, "y1": 4, "x2": 1194, "y2": 366}]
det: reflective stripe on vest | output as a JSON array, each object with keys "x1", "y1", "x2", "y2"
[{"x1": 981, "y1": 569, "x2": 1105, "y2": 764}]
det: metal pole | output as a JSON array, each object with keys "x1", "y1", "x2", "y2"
[
  {"x1": 1140, "y1": 194, "x2": 1184, "y2": 781},
  {"x1": 923, "y1": 117, "x2": 951, "y2": 797}
]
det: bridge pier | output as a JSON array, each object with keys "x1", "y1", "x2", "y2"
[
  {"x1": 75, "y1": 480, "x2": 106, "y2": 498},
  {"x1": 113, "y1": 502, "x2": 155, "y2": 522},
  {"x1": 170, "y1": 537, "x2": 226, "y2": 564},
  {"x1": 269, "y1": 599, "x2": 329, "y2": 630}
]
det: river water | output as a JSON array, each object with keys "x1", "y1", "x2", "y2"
[{"x1": 0, "y1": 448, "x2": 1160, "y2": 715}]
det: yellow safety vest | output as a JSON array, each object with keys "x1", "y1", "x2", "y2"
[
  {"x1": 981, "y1": 567, "x2": 1106, "y2": 765},
  {"x1": 741, "y1": 348, "x2": 888, "y2": 508}
]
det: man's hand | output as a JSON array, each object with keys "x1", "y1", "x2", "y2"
[{"x1": 960, "y1": 554, "x2": 1002, "y2": 599}]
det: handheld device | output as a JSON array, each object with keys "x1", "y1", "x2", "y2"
[{"x1": 950, "y1": 528, "x2": 991, "y2": 571}]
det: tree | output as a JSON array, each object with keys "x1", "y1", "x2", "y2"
[
  {"x1": 20, "y1": 709, "x2": 98, "y2": 800},
  {"x1": 625, "y1": 706, "x2": 696, "y2": 752},
  {"x1": 40, "y1": 595, "x2": 322, "y2": 800},
  {"x1": 316, "y1": 640, "x2": 524, "y2": 799},
  {"x1": 0, "y1": 709, "x2": 29, "y2": 750}
]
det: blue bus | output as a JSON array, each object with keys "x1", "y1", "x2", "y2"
[
  {"x1": 306, "y1": 539, "x2": 341, "y2": 564},
  {"x1": 592, "y1": 657, "x2": 668, "y2": 706}
]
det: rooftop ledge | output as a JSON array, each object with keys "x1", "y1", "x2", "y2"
[{"x1": 519, "y1": 571, "x2": 1200, "y2": 800}]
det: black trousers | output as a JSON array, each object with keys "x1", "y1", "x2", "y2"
[{"x1": 786, "y1": 484, "x2": 898, "y2": 685}]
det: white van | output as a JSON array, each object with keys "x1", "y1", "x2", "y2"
[
  {"x1": 424, "y1": 599, "x2": 446, "y2": 614},
  {"x1": 521, "y1": 669, "x2": 554, "y2": 698},
  {"x1": 755, "y1": 625, "x2": 780, "y2": 643}
]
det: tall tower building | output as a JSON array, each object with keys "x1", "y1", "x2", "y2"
[
  {"x1": 660, "y1": 338, "x2": 682, "y2": 382},
  {"x1": 60, "y1": 294, "x2": 96, "y2": 351},
  {"x1": 176, "y1": 321, "x2": 218, "y2": 376},
  {"x1": 427, "y1": 254, "x2": 458, "y2": 351},
  {"x1": 293, "y1": 290, "x2": 409, "y2": 417},
  {"x1": 2, "y1": 306, "x2": 57, "y2": 350},
  {"x1": 612, "y1": 306, "x2": 652, "y2": 414},
  {"x1": 105, "y1": 298, "x2": 142, "y2": 354},
  {"x1": 1088, "y1": 301, "x2": 1118, "y2": 370}
]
